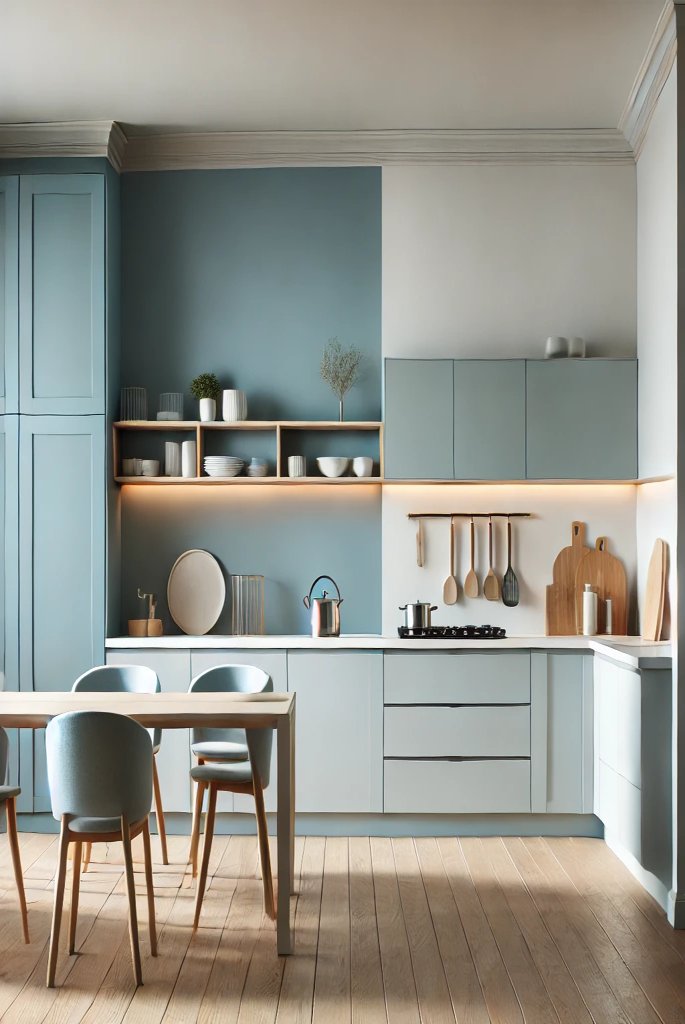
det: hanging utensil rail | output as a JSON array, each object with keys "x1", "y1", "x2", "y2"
[{"x1": 407, "y1": 512, "x2": 531, "y2": 520}]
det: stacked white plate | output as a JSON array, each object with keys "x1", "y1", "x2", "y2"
[{"x1": 203, "y1": 456, "x2": 244, "y2": 478}]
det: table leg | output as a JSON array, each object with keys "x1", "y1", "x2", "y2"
[{"x1": 277, "y1": 708, "x2": 295, "y2": 954}]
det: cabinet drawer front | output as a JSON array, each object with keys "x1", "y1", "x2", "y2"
[
  {"x1": 384, "y1": 653, "x2": 530, "y2": 704},
  {"x1": 385, "y1": 705, "x2": 530, "y2": 758},
  {"x1": 384, "y1": 759, "x2": 531, "y2": 813}
]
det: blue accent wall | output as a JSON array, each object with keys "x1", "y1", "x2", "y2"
[
  {"x1": 119, "y1": 167, "x2": 382, "y2": 634},
  {"x1": 121, "y1": 168, "x2": 381, "y2": 420}
]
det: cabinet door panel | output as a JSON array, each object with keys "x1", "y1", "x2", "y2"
[
  {"x1": 190, "y1": 650, "x2": 287, "y2": 813},
  {"x1": 526, "y1": 360, "x2": 637, "y2": 479},
  {"x1": 384, "y1": 759, "x2": 530, "y2": 813},
  {"x1": 0, "y1": 418, "x2": 21, "y2": 802},
  {"x1": 288, "y1": 651, "x2": 383, "y2": 812},
  {"x1": 531, "y1": 653, "x2": 591, "y2": 814},
  {"x1": 384, "y1": 359, "x2": 453, "y2": 479},
  {"x1": 384, "y1": 652, "x2": 530, "y2": 704},
  {"x1": 19, "y1": 175, "x2": 105, "y2": 414},
  {"x1": 385, "y1": 705, "x2": 530, "y2": 757},
  {"x1": 107, "y1": 650, "x2": 192, "y2": 813},
  {"x1": 453, "y1": 360, "x2": 525, "y2": 479},
  {"x1": 19, "y1": 416, "x2": 105, "y2": 810},
  {"x1": 0, "y1": 178, "x2": 19, "y2": 414}
]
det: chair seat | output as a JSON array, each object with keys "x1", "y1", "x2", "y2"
[
  {"x1": 191, "y1": 740, "x2": 249, "y2": 761},
  {"x1": 0, "y1": 785, "x2": 20, "y2": 801},
  {"x1": 191, "y1": 762, "x2": 254, "y2": 785},
  {"x1": 67, "y1": 815, "x2": 142, "y2": 835}
]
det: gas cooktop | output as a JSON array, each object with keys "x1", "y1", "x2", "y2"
[{"x1": 398, "y1": 625, "x2": 506, "y2": 640}]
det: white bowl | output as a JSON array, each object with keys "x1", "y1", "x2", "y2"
[
  {"x1": 352, "y1": 456, "x2": 374, "y2": 478},
  {"x1": 316, "y1": 457, "x2": 349, "y2": 478}
]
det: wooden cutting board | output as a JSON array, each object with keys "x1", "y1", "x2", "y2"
[
  {"x1": 545, "y1": 522, "x2": 590, "y2": 635},
  {"x1": 642, "y1": 539, "x2": 667, "y2": 642},
  {"x1": 575, "y1": 537, "x2": 628, "y2": 635}
]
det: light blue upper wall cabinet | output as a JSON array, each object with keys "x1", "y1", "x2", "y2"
[
  {"x1": 384, "y1": 359, "x2": 453, "y2": 479},
  {"x1": 0, "y1": 178, "x2": 19, "y2": 414},
  {"x1": 0, "y1": 417, "x2": 19, "y2": 696},
  {"x1": 453, "y1": 360, "x2": 526, "y2": 479},
  {"x1": 18, "y1": 415, "x2": 106, "y2": 810},
  {"x1": 526, "y1": 360, "x2": 638, "y2": 480},
  {"x1": 19, "y1": 175, "x2": 105, "y2": 415}
]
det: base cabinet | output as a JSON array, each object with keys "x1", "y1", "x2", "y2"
[
  {"x1": 385, "y1": 759, "x2": 531, "y2": 813},
  {"x1": 287, "y1": 651, "x2": 383, "y2": 812}
]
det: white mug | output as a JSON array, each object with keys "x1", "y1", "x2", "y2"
[
  {"x1": 122, "y1": 458, "x2": 136, "y2": 476},
  {"x1": 182, "y1": 440, "x2": 197, "y2": 478},
  {"x1": 141, "y1": 459, "x2": 160, "y2": 477},
  {"x1": 545, "y1": 336, "x2": 568, "y2": 359},
  {"x1": 568, "y1": 336, "x2": 586, "y2": 358},
  {"x1": 165, "y1": 441, "x2": 181, "y2": 476},
  {"x1": 352, "y1": 456, "x2": 374, "y2": 478},
  {"x1": 288, "y1": 455, "x2": 306, "y2": 478}
]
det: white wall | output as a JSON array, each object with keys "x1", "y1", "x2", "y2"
[
  {"x1": 382, "y1": 164, "x2": 637, "y2": 358},
  {"x1": 637, "y1": 67, "x2": 677, "y2": 479},
  {"x1": 382, "y1": 484, "x2": 637, "y2": 635}
]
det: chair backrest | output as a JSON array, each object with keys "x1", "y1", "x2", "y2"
[
  {"x1": 0, "y1": 728, "x2": 8, "y2": 787},
  {"x1": 73, "y1": 665, "x2": 161, "y2": 749},
  {"x1": 189, "y1": 664, "x2": 273, "y2": 786},
  {"x1": 46, "y1": 711, "x2": 153, "y2": 824}
]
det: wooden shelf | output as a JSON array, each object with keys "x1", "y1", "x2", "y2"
[
  {"x1": 114, "y1": 420, "x2": 382, "y2": 430},
  {"x1": 116, "y1": 475, "x2": 383, "y2": 485}
]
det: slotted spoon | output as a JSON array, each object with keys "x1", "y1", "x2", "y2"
[
  {"x1": 443, "y1": 516, "x2": 458, "y2": 605},
  {"x1": 502, "y1": 517, "x2": 520, "y2": 607},
  {"x1": 483, "y1": 516, "x2": 500, "y2": 601}
]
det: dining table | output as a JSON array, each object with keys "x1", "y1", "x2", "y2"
[{"x1": 0, "y1": 689, "x2": 296, "y2": 955}]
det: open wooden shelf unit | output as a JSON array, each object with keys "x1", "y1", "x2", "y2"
[{"x1": 113, "y1": 420, "x2": 384, "y2": 484}]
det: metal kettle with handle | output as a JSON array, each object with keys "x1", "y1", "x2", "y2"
[{"x1": 303, "y1": 575, "x2": 343, "y2": 638}]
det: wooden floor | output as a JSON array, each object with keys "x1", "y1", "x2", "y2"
[{"x1": 0, "y1": 832, "x2": 684, "y2": 1024}]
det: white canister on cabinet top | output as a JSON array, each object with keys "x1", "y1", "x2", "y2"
[{"x1": 582, "y1": 584, "x2": 598, "y2": 636}]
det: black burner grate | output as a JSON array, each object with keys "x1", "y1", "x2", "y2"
[{"x1": 397, "y1": 625, "x2": 506, "y2": 640}]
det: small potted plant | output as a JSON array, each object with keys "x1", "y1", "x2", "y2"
[
  {"x1": 320, "y1": 339, "x2": 363, "y2": 421},
  {"x1": 190, "y1": 373, "x2": 221, "y2": 422}
]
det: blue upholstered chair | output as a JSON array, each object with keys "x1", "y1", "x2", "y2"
[
  {"x1": 73, "y1": 665, "x2": 168, "y2": 866},
  {"x1": 188, "y1": 665, "x2": 274, "y2": 928},
  {"x1": 0, "y1": 728, "x2": 29, "y2": 943},
  {"x1": 45, "y1": 710, "x2": 157, "y2": 988}
]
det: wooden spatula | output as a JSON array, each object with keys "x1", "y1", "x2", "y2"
[
  {"x1": 443, "y1": 516, "x2": 458, "y2": 605},
  {"x1": 463, "y1": 518, "x2": 479, "y2": 598},
  {"x1": 483, "y1": 516, "x2": 500, "y2": 602}
]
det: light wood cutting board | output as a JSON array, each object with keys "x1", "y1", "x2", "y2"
[
  {"x1": 574, "y1": 537, "x2": 628, "y2": 635},
  {"x1": 642, "y1": 538, "x2": 667, "y2": 642},
  {"x1": 545, "y1": 522, "x2": 590, "y2": 635}
]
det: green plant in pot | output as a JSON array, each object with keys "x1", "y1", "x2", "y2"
[
  {"x1": 190, "y1": 373, "x2": 221, "y2": 422},
  {"x1": 320, "y1": 339, "x2": 363, "y2": 422}
]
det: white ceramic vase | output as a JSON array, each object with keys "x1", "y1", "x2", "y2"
[
  {"x1": 182, "y1": 440, "x2": 197, "y2": 478},
  {"x1": 222, "y1": 389, "x2": 248, "y2": 422},
  {"x1": 199, "y1": 397, "x2": 216, "y2": 422}
]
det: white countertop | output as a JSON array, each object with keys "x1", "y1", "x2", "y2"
[{"x1": 106, "y1": 633, "x2": 672, "y2": 670}]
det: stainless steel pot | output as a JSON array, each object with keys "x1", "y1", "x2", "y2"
[
  {"x1": 399, "y1": 601, "x2": 438, "y2": 629},
  {"x1": 304, "y1": 575, "x2": 343, "y2": 638}
]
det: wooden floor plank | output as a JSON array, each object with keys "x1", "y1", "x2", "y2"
[
  {"x1": 503, "y1": 837, "x2": 633, "y2": 1024},
  {"x1": 462, "y1": 838, "x2": 561, "y2": 1024},
  {"x1": 370, "y1": 837, "x2": 420, "y2": 1024},
  {"x1": 437, "y1": 836, "x2": 524, "y2": 1024},
  {"x1": 276, "y1": 837, "x2": 324, "y2": 1024},
  {"x1": 312, "y1": 837, "x2": 351, "y2": 1024},
  {"x1": 392, "y1": 838, "x2": 455, "y2": 1024},
  {"x1": 349, "y1": 837, "x2": 387, "y2": 1024}
]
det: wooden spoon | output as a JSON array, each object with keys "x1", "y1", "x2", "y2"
[
  {"x1": 463, "y1": 518, "x2": 479, "y2": 598},
  {"x1": 502, "y1": 517, "x2": 520, "y2": 607},
  {"x1": 483, "y1": 516, "x2": 500, "y2": 601},
  {"x1": 443, "y1": 516, "x2": 458, "y2": 605}
]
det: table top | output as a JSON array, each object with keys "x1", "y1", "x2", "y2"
[{"x1": 0, "y1": 690, "x2": 294, "y2": 730}]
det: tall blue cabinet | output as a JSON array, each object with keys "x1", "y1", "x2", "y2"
[{"x1": 0, "y1": 169, "x2": 117, "y2": 812}]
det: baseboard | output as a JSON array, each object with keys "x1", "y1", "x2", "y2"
[
  {"x1": 668, "y1": 889, "x2": 685, "y2": 928},
  {"x1": 604, "y1": 831, "x2": 671, "y2": 915},
  {"x1": 16, "y1": 811, "x2": 604, "y2": 839}
]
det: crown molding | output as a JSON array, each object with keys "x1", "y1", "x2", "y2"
[
  {"x1": 619, "y1": 1, "x2": 676, "y2": 159},
  {"x1": 120, "y1": 128, "x2": 633, "y2": 171},
  {"x1": 0, "y1": 119, "x2": 120, "y2": 164}
]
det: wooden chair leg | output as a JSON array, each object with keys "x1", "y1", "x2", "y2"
[
  {"x1": 253, "y1": 781, "x2": 275, "y2": 921},
  {"x1": 47, "y1": 817, "x2": 70, "y2": 987},
  {"x1": 68, "y1": 841, "x2": 82, "y2": 954},
  {"x1": 5, "y1": 797, "x2": 29, "y2": 943},
  {"x1": 189, "y1": 776, "x2": 207, "y2": 878},
  {"x1": 82, "y1": 842, "x2": 92, "y2": 873},
  {"x1": 193, "y1": 784, "x2": 217, "y2": 931},
  {"x1": 151, "y1": 755, "x2": 168, "y2": 866},
  {"x1": 121, "y1": 816, "x2": 143, "y2": 986},
  {"x1": 142, "y1": 818, "x2": 157, "y2": 957}
]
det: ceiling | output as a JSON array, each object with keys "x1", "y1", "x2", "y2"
[{"x1": 1, "y1": 1, "x2": 665, "y2": 134}]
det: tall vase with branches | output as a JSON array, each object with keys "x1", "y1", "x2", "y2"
[{"x1": 320, "y1": 339, "x2": 363, "y2": 422}]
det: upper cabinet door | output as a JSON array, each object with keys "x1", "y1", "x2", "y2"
[
  {"x1": 19, "y1": 175, "x2": 105, "y2": 414},
  {"x1": 384, "y1": 359, "x2": 453, "y2": 479},
  {"x1": 526, "y1": 360, "x2": 637, "y2": 480},
  {"x1": 453, "y1": 360, "x2": 526, "y2": 479},
  {"x1": 0, "y1": 178, "x2": 19, "y2": 415}
]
